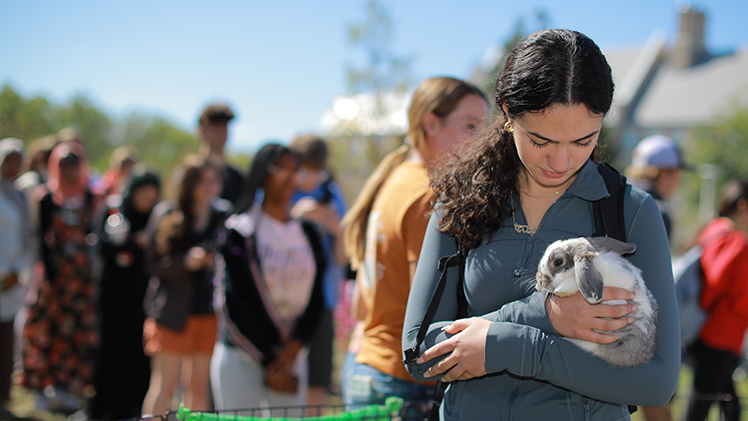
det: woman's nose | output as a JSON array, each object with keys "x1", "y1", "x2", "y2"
[{"x1": 547, "y1": 145, "x2": 571, "y2": 173}]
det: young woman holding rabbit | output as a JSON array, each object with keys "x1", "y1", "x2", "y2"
[{"x1": 402, "y1": 29, "x2": 680, "y2": 420}]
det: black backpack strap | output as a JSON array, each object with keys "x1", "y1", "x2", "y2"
[
  {"x1": 402, "y1": 240, "x2": 466, "y2": 421},
  {"x1": 593, "y1": 161, "x2": 627, "y2": 242},
  {"x1": 593, "y1": 162, "x2": 636, "y2": 415},
  {"x1": 454, "y1": 245, "x2": 468, "y2": 319},
  {"x1": 403, "y1": 243, "x2": 465, "y2": 365}
]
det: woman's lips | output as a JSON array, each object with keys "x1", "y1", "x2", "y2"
[{"x1": 540, "y1": 168, "x2": 566, "y2": 179}]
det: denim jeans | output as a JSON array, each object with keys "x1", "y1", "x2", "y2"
[{"x1": 343, "y1": 360, "x2": 434, "y2": 420}]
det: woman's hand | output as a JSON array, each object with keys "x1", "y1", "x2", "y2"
[
  {"x1": 265, "y1": 369, "x2": 298, "y2": 393},
  {"x1": 265, "y1": 340, "x2": 303, "y2": 393},
  {"x1": 417, "y1": 317, "x2": 491, "y2": 382},
  {"x1": 1, "y1": 273, "x2": 18, "y2": 291},
  {"x1": 290, "y1": 198, "x2": 340, "y2": 235},
  {"x1": 184, "y1": 246, "x2": 213, "y2": 271},
  {"x1": 547, "y1": 287, "x2": 636, "y2": 344},
  {"x1": 134, "y1": 230, "x2": 150, "y2": 250}
]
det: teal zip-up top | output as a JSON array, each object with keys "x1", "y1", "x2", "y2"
[{"x1": 403, "y1": 160, "x2": 680, "y2": 420}]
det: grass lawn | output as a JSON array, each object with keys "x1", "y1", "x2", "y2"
[
  {"x1": 7, "y1": 364, "x2": 748, "y2": 421},
  {"x1": 631, "y1": 363, "x2": 748, "y2": 421}
]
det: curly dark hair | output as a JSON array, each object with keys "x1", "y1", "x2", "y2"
[{"x1": 431, "y1": 29, "x2": 614, "y2": 249}]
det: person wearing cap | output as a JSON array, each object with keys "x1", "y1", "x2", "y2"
[
  {"x1": 198, "y1": 103, "x2": 245, "y2": 205},
  {"x1": 626, "y1": 135, "x2": 687, "y2": 421},
  {"x1": 626, "y1": 134, "x2": 687, "y2": 240}
]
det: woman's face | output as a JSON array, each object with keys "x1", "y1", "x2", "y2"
[
  {"x1": 735, "y1": 199, "x2": 748, "y2": 232},
  {"x1": 297, "y1": 164, "x2": 328, "y2": 193},
  {"x1": 425, "y1": 94, "x2": 488, "y2": 163},
  {"x1": 509, "y1": 103, "x2": 603, "y2": 188},
  {"x1": 193, "y1": 166, "x2": 222, "y2": 206},
  {"x1": 1, "y1": 152, "x2": 22, "y2": 180},
  {"x1": 131, "y1": 184, "x2": 159, "y2": 214},
  {"x1": 263, "y1": 153, "x2": 299, "y2": 206},
  {"x1": 59, "y1": 159, "x2": 81, "y2": 186}
]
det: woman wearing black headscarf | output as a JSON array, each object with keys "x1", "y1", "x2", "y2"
[{"x1": 89, "y1": 167, "x2": 161, "y2": 420}]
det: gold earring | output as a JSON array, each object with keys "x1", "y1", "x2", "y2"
[{"x1": 504, "y1": 121, "x2": 514, "y2": 133}]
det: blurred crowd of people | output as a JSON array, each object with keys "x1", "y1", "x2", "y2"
[
  {"x1": 1, "y1": 30, "x2": 748, "y2": 421},
  {"x1": 0, "y1": 102, "x2": 353, "y2": 421}
]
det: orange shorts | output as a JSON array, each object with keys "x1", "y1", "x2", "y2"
[{"x1": 143, "y1": 314, "x2": 217, "y2": 356}]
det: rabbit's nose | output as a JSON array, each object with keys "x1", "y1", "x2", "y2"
[{"x1": 536, "y1": 273, "x2": 548, "y2": 291}]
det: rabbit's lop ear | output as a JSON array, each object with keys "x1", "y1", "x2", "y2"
[
  {"x1": 588, "y1": 236, "x2": 636, "y2": 256},
  {"x1": 574, "y1": 252, "x2": 604, "y2": 304}
]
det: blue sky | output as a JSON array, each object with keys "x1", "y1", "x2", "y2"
[{"x1": 2, "y1": 0, "x2": 747, "y2": 153}]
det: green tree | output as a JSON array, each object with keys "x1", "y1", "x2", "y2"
[
  {"x1": 332, "y1": 0, "x2": 413, "y2": 203},
  {"x1": 113, "y1": 112, "x2": 199, "y2": 187},
  {"x1": 0, "y1": 83, "x2": 200, "y2": 186},
  {"x1": 666, "y1": 101, "x2": 748, "y2": 249},
  {"x1": 53, "y1": 94, "x2": 113, "y2": 170},
  {"x1": 688, "y1": 101, "x2": 748, "y2": 184},
  {"x1": 0, "y1": 85, "x2": 25, "y2": 138},
  {"x1": 478, "y1": 10, "x2": 550, "y2": 97},
  {"x1": 0, "y1": 84, "x2": 55, "y2": 141},
  {"x1": 346, "y1": 0, "x2": 412, "y2": 96}
]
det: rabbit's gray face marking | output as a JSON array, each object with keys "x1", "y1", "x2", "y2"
[
  {"x1": 536, "y1": 247, "x2": 574, "y2": 292},
  {"x1": 548, "y1": 248, "x2": 574, "y2": 274}
]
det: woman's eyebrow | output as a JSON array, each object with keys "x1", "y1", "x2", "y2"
[{"x1": 527, "y1": 130, "x2": 600, "y2": 143}]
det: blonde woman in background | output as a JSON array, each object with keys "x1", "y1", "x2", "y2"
[{"x1": 341, "y1": 76, "x2": 487, "y2": 417}]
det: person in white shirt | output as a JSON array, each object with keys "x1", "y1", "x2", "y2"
[{"x1": 0, "y1": 138, "x2": 32, "y2": 418}]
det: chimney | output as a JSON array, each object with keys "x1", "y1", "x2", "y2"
[{"x1": 670, "y1": 6, "x2": 709, "y2": 68}]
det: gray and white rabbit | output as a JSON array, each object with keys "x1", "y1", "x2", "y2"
[{"x1": 535, "y1": 236, "x2": 658, "y2": 367}]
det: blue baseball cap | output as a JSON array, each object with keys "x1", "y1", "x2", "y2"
[{"x1": 632, "y1": 135, "x2": 689, "y2": 170}]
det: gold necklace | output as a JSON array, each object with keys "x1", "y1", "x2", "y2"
[
  {"x1": 511, "y1": 197, "x2": 537, "y2": 235},
  {"x1": 519, "y1": 188, "x2": 561, "y2": 199}
]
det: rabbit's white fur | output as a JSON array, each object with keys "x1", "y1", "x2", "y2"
[{"x1": 535, "y1": 237, "x2": 658, "y2": 367}]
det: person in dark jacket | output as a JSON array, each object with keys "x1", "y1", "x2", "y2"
[
  {"x1": 89, "y1": 168, "x2": 160, "y2": 420},
  {"x1": 210, "y1": 143, "x2": 324, "y2": 416},
  {"x1": 141, "y1": 155, "x2": 228, "y2": 418}
]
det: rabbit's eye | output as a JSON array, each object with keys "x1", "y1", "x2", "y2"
[{"x1": 553, "y1": 258, "x2": 564, "y2": 267}]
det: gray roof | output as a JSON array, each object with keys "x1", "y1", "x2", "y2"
[
  {"x1": 603, "y1": 29, "x2": 748, "y2": 130},
  {"x1": 604, "y1": 34, "x2": 668, "y2": 127},
  {"x1": 634, "y1": 47, "x2": 748, "y2": 128}
]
